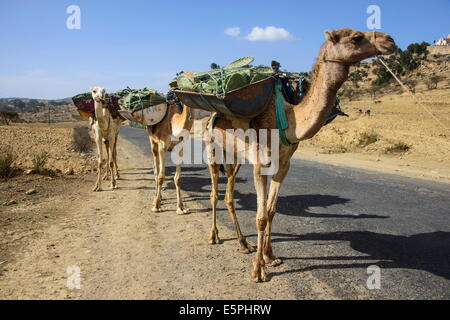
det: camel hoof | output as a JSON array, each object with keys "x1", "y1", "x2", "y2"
[
  {"x1": 251, "y1": 268, "x2": 268, "y2": 283},
  {"x1": 239, "y1": 240, "x2": 256, "y2": 254},
  {"x1": 264, "y1": 257, "x2": 283, "y2": 267},
  {"x1": 151, "y1": 206, "x2": 161, "y2": 213},
  {"x1": 208, "y1": 228, "x2": 220, "y2": 244},
  {"x1": 176, "y1": 208, "x2": 189, "y2": 215},
  {"x1": 92, "y1": 186, "x2": 102, "y2": 192}
]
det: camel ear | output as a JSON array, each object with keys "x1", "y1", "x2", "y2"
[
  {"x1": 325, "y1": 30, "x2": 339, "y2": 44},
  {"x1": 89, "y1": 87, "x2": 94, "y2": 92}
]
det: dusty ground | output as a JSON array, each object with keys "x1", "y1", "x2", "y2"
[{"x1": 0, "y1": 131, "x2": 315, "y2": 300}]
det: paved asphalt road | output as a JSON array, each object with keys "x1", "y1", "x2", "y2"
[{"x1": 121, "y1": 126, "x2": 450, "y2": 299}]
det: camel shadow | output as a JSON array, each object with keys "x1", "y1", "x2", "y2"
[
  {"x1": 271, "y1": 231, "x2": 450, "y2": 280},
  {"x1": 232, "y1": 192, "x2": 387, "y2": 219},
  {"x1": 171, "y1": 165, "x2": 386, "y2": 220}
]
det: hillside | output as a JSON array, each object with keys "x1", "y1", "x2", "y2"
[{"x1": 0, "y1": 97, "x2": 82, "y2": 123}]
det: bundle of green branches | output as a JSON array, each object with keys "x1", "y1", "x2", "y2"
[
  {"x1": 116, "y1": 88, "x2": 166, "y2": 111},
  {"x1": 169, "y1": 57, "x2": 279, "y2": 95},
  {"x1": 72, "y1": 88, "x2": 166, "y2": 111}
]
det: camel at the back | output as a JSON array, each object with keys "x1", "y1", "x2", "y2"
[
  {"x1": 90, "y1": 87, "x2": 122, "y2": 191},
  {"x1": 146, "y1": 102, "x2": 194, "y2": 215}
]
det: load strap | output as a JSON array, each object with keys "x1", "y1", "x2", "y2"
[{"x1": 275, "y1": 79, "x2": 296, "y2": 147}]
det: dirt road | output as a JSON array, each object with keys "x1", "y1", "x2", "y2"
[{"x1": 1, "y1": 136, "x2": 330, "y2": 300}]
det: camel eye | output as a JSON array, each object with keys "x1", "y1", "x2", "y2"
[{"x1": 352, "y1": 35, "x2": 364, "y2": 43}]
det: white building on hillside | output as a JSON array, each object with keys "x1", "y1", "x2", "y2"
[{"x1": 435, "y1": 35, "x2": 450, "y2": 46}]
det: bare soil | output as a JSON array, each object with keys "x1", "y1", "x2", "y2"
[{"x1": 0, "y1": 122, "x2": 96, "y2": 175}]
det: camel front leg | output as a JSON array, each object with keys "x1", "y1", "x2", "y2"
[
  {"x1": 224, "y1": 164, "x2": 255, "y2": 253},
  {"x1": 251, "y1": 164, "x2": 269, "y2": 282},
  {"x1": 174, "y1": 164, "x2": 189, "y2": 215},
  {"x1": 102, "y1": 139, "x2": 111, "y2": 181},
  {"x1": 93, "y1": 127, "x2": 104, "y2": 192},
  {"x1": 263, "y1": 161, "x2": 290, "y2": 266},
  {"x1": 208, "y1": 163, "x2": 220, "y2": 244},
  {"x1": 108, "y1": 135, "x2": 117, "y2": 190}
]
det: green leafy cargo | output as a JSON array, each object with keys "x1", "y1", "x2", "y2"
[
  {"x1": 116, "y1": 88, "x2": 166, "y2": 111},
  {"x1": 169, "y1": 57, "x2": 277, "y2": 95}
]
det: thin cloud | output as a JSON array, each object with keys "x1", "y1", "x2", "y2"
[
  {"x1": 245, "y1": 26, "x2": 294, "y2": 41},
  {"x1": 224, "y1": 27, "x2": 240, "y2": 37}
]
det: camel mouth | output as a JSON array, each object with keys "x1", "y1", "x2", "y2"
[{"x1": 376, "y1": 42, "x2": 397, "y2": 55}]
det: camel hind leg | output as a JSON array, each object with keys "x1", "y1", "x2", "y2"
[
  {"x1": 224, "y1": 164, "x2": 255, "y2": 253},
  {"x1": 113, "y1": 129, "x2": 120, "y2": 180},
  {"x1": 208, "y1": 163, "x2": 220, "y2": 244},
  {"x1": 152, "y1": 142, "x2": 165, "y2": 212},
  {"x1": 108, "y1": 134, "x2": 117, "y2": 190},
  {"x1": 174, "y1": 164, "x2": 189, "y2": 215},
  {"x1": 251, "y1": 164, "x2": 269, "y2": 282}
]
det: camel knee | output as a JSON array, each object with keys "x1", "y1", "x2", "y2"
[
  {"x1": 210, "y1": 193, "x2": 218, "y2": 206},
  {"x1": 174, "y1": 175, "x2": 181, "y2": 188},
  {"x1": 157, "y1": 174, "x2": 164, "y2": 186},
  {"x1": 267, "y1": 208, "x2": 276, "y2": 221},
  {"x1": 225, "y1": 198, "x2": 234, "y2": 209},
  {"x1": 256, "y1": 217, "x2": 267, "y2": 231}
]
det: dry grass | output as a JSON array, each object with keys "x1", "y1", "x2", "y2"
[
  {"x1": 72, "y1": 126, "x2": 92, "y2": 153},
  {"x1": 358, "y1": 130, "x2": 380, "y2": 147},
  {"x1": 323, "y1": 144, "x2": 348, "y2": 154},
  {"x1": 32, "y1": 151, "x2": 49, "y2": 174},
  {"x1": 384, "y1": 141, "x2": 412, "y2": 154},
  {"x1": 0, "y1": 145, "x2": 16, "y2": 178}
]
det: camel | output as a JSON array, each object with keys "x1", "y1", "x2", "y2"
[
  {"x1": 147, "y1": 102, "x2": 194, "y2": 215},
  {"x1": 90, "y1": 86, "x2": 122, "y2": 191},
  {"x1": 205, "y1": 28, "x2": 397, "y2": 282}
]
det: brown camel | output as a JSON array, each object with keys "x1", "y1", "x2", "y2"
[
  {"x1": 91, "y1": 87, "x2": 122, "y2": 192},
  {"x1": 147, "y1": 103, "x2": 194, "y2": 214},
  {"x1": 205, "y1": 28, "x2": 397, "y2": 282}
]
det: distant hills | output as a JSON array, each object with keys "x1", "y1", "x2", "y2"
[{"x1": 0, "y1": 97, "x2": 72, "y2": 113}]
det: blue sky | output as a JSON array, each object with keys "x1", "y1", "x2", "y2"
[{"x1": 0, "y1": 0, "x2": 449, "y2": 99}]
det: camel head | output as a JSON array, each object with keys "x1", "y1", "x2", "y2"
[
  {"x1": 322, "y1": 28, "x2": 396, "y2": 65},
  {"x1": 90, "y1": 86, "x2": 107, "y2": 102}
]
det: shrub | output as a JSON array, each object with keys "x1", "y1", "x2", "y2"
[
  {"x1": 0, "y1": 145, "x2": 16, "y2": 178},
  {"x1": 425, "y1": 75, "x2": 445, "y2": 90},
  {"x1": 404, "y1": 79, "x2": 418, "y2": 93},
  {"x1": 72, "y1": 126, "x2": 92, "y2": 153},
  {"x1": 358, "y1": 131, "x2": 380, "y2": 147},
  {"x1": 384, "y1": 141, "x2": 411, "y2": 154},
  {"x1": 325, "y1": 145, "x2": 348, "y2": 154},
  {"x1": 32, "y1": 151, "x2": 49, "y2": 174}
]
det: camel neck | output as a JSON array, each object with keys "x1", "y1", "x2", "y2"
[
  {"x1": 285, "y1": 60, "x2": 349, "y2": 142},
  {"x1": 94, "y1": 100, "x2": 109, "y2": 127}
]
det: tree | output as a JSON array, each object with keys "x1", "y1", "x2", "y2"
[
  {"x1": 349, "y1": 69, "x2": 368, "y2": 88},
  {"x1": 210, "y1": 63, "x2": 220, "y2": 70}
]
